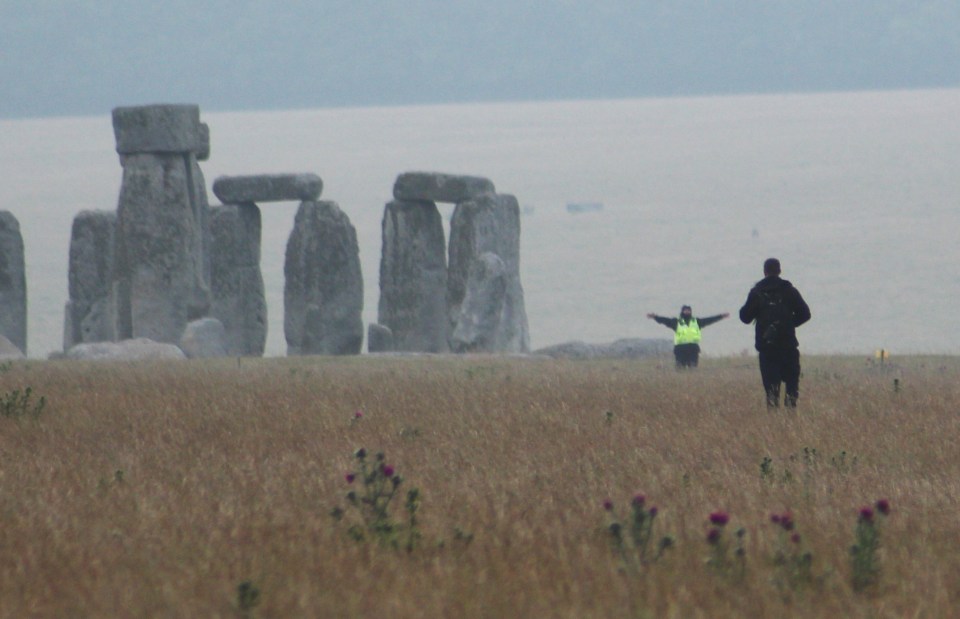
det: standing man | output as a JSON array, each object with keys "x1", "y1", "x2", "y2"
[
  {"x1": 739, "y1": 258, "x2": 811, "y2": 408},
  {"x1": 647, "y1": 306, "x2": 730, "y2": 368}
]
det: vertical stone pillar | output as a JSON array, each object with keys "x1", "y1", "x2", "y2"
[
  {"x1": 0, "y1": 211, "x2": 27, "y2": 354},
  {"x1": 284, "y1": 201, "x2": 363, "y2": 355},
  {"x1": 377, "y1": 199, "x2": 449, "y2": 352},
  {"x1": 64, "y1": 210, "x2": 116, "y2": 349},
  {"x1": 209, "y1": 203, "x2": 266, "y2": 356},
  {"x1": 448, "y1": 194, "x2": 529, "y2": 352},
  {"x1": 111, "y1": 104, "x2": 212, "y2": 344}
]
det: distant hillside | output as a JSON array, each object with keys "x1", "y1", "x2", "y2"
[{"x1": 2, "y1": 0, "x2": 959, "y2": 118}]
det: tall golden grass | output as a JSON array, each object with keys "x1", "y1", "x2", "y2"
[{"x1": 0, "y1": 354, "x2": 957, "y2": 618}]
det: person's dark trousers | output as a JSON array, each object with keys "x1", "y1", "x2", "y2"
[
  {"x1": 674, "y1": 343, "x2": 700, "y2": 369},
  {"x1": 758, "y1": 347, "x2": 801, "y2": 407}
]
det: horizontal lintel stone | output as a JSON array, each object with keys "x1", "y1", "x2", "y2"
[
  {"x1": 112, "y1": 104, "x2": 208, "y2": 155},
  {"x1": 393, "y1": 172, "x2": 495, "y2": 203},
  {"x1": 213, "y1": 174, "x2": 323, "y2": 204}
]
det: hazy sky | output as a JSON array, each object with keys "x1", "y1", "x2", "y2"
[{"x1": 2, "y1": 1, "x2": 959, "y2": 119}]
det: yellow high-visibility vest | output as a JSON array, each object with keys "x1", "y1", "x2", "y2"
[{"x1": 674, "y1": 318, "x2": 701, "y2": 345}]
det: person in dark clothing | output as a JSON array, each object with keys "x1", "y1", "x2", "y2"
[
  {"x1": 647, "y1": 306, "x2": 730, "y2": 368},
  {"x1": 739, "y1": 258, "x2": 811, "y2": 408}
]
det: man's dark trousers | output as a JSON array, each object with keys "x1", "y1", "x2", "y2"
[{"x1": 758, "y1": 348, "x2": 800, "y2": 407}]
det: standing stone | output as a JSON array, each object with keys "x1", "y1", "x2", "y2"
[
  {"x1": 111, "y1": 104, "x2": 211, "y2": 345},
  {"x1": 284, "y1": 201, "x2": 363, "y2": 355},
  {"x1": 64, "y1": 210, "x2": 116, "y2": 349},
  {"x1": 209, "y1": 203, "x2": 266, "y2": 356},
  {"x1": 447, "y1": 194, "x2": 529, "y2": 352},
  {"x1": 450, "y1": 252, "x2": 507, "y2": 352},
  {"x1": 377, "y1": 200, "x2": 448, "y2": 352},
  {"x1": 0, "y1": 211, "x2": 26, "y2": 355}
]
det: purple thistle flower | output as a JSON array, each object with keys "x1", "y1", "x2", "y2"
[
  {"x1": 875, "y1": 498, "x2": 891, "y2": 516},
  {"x1": 770, "y1": 513, "x2": 781, "y2": 524},
  {"x1": 859, "y1": 507, "x2": 874, "y2": 523},
  {"x1": 709, "y1": 511, "x2": 730, "y2": 526},
  {"x1": 603, "y1": 499, "x2": 614, "y2": 512},
  {"x1": 632, "y1": 494, "x2": 646, "y2": 507},
  {"x1": 345, "y1": 473, "x2": 356, "y2": 484},
  {"x1": 648, "y1": 506, "x2": 658, "y2": 518},
  {"x1": 780, "y1": 513, "x2": 795, "y2": 531},
  {"x1": 790, "y1": 533, "x2": 802, "y2": 545},
  {"x1": 706, "y1": 528, "x2": 722, "y2": 545},
  {"x1": 382, "y1": 464, "x2": 395, "y2": 478},
  {"x1": 354, "y1": 410, "x2": 363, "y2": 419}
]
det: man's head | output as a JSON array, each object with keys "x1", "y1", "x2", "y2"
[
  {"x1": 681, "y1": 305, "x2": 692, "y2": 318},
  {"x1": 763, "y1": 258, "x2": 781, "y2": 277}
]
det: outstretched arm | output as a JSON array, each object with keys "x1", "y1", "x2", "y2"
[
  {"x1": 647, "y1": 313, "x2": 678, "y2": 330},
  {"x1": 698, "y1": 313, "x2": 730, "y2": 328}
]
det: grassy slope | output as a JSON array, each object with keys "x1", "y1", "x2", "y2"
[{"x1": 0, "y1": 355, "x2": 957, "y2": 618}]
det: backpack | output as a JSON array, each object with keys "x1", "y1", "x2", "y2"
[{"x1": 756, "y1": 288, "x2": 793, "y2": 345}]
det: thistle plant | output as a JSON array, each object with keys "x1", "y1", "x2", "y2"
[
  {"x1": 0, "y1": 386, "x2": 45, "y2": 419},
  {"x1": 603, "y1": 494, "x2": 673, "y2": 571},
  {"x1": 769, "y1": 511, "x2": 815, "y2": 592},
  {"x1": 705, "y1": 511, "x2": 746, "y2": 581},
  {"x1": 850, "y1": 498, "x2": 891, "y2": 592},
  {"x1": 331, "y1": 448, "x2": 422, "y2": 551}
]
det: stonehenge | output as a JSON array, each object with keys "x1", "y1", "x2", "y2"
[
  {"x1": 0, "y1": 211, "x2": 27, "y2": 355},
  {"x1": 374, "y1": 172, "x2": 530, "y2": 354},
  {"x1": 50, "y1": 106, "x2": 531, "y2": 360}
]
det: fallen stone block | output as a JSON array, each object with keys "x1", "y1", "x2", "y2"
[
  {"x1": 213, "y1": 174, "x2": 323, "y2": 204},
  {"x1": 393, "y1": 172, "x2": 495, "y2": 204},
  {"x1": 63, "y1": 338, "x2": 187, "y2": 361},
  {"x1": 179, "y1": 317, "x2": 228, "y2": 358}
]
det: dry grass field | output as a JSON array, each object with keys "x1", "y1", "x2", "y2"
[{"x1": 0, "y1": 354, "x2": 958, "y2": 618}]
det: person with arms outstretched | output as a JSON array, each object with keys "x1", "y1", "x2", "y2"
[{"x1": 647, "y1": 305, "x2": 730, "y2": 368}]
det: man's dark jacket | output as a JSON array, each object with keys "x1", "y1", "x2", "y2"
[{"x1": 739, "y1": 276, "x2": 811, "y2": 351}]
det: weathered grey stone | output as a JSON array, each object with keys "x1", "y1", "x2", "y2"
[
  {"x1": 377, "y1": 199, "x2": 448, "y2": 352},
  {"x1": 112, "y1": 104, "x2": 207, "y2": 155},
  {"x1": 213, "y1": 174, "x2": 322, "y2": 204},
  {"x1": 0, "y1": 334, "x2": 24, "y2": 360},
  {"x1": 63, "y1": 338, "x2": 187, "y2": 361},
  {"x1": 0, "y1": 211, "x2": 27, "y2": 355},
  {"x1": 447, "y1": 194, "x2": 529, "y2": 352},
  {"x1": 179, "y1": 317, "x2": 228, "y2": 358},
  {"x1": 367, "y1": 323, "x2": 394, "y2": 353},
  {"x1": 284, "y1": 201, "x2": 363, "y2": 355},
  {"x1": 450, "y1": 252, "x2": 507, "y2": 353},
  {"x1": 533, "y1": 338, "x2": 672, "y2": 360},
  {"x1": 64, "y1": 210, "x2": 116, "y2": 349},
  {"x1": 209, "y1": 203, "x2": 266, "y2": 356},
  {"x1": 113, "y1": 152, "x2": 211, "y2": 345},
  {"x1": 393, "y1": 172, "x2": 495, "y2": 204}
]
